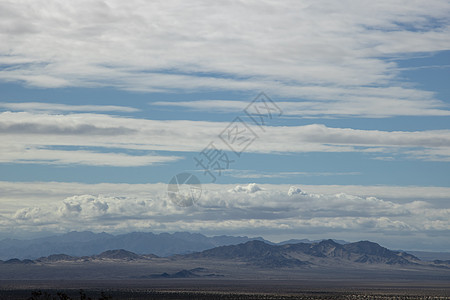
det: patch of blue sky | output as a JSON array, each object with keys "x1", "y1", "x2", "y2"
[
  {"x1": 0, "y1": 82, "x2": 252, "y2": 122},
  {"x1": 362, "y1": 16, "x2": 449, "y2": 33},
  {"x1": 1, "y1": 148, "x2": 447, "y2": 187},
  {"x1": 393, "y1": 50, "x2": 450, "y2": 102},
  {"x1": 207, "y1": 151, "x2": 450, "y2": 186}
]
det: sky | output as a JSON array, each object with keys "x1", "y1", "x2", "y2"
[{"x1": 0, "y1": 0, "x2": 449, "y2": 251}]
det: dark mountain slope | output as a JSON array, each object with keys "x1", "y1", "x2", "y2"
[
  {"x1": 282, "y1": 239, "x2": 419, "y2": 265},
  {"x1": 94, "y1": 249, "x2": 144, "y2": 260},
  {"x1": 188, "y1": 240, "x2": 307, "y2": 267},
  {"x1": 187, "y1": 239, "x2": 419, "y2": 267}
]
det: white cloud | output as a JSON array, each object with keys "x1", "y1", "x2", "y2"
[
  {"x1": 59, "y1": 195, "x2": 108, "y2": 218},
  {"x1": 1, "y1": 182, "x2": 448, "y2": 250},
  {"x1": 13, "y1": 207, "x2": 41, "y2": 221},
  {"x1": 0, "y1": 147, "x2": 181, "y2": 167},
  {"x1": 0, "y1": 102, "x2": 139, "y2": 113},
  {"x1": 1, "y1": 0, "x2": 450, "y2": 117},
  {"x1": 230, "y1": 183, "x2": 262, "y2": 193},
  {"x1": 288, "y1": 186, "x2": 306, "y2": 196},
  {"x1": 224, "y1": 169, "x2": 362, "y2": 179},
  {"x1": 151, "y1": 98, "x2": 450, "y2": 118},
  {"x1": 0, "y1": 111, "x2": 449, "y2": 166}
]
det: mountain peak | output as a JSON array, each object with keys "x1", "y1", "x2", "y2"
[
  {"x1": 345, "y1": 240, "x2": 387, "y2": 254},
  {"x1": 96, "y1": 249, "x2": 142, "y2": 260},
  {"x1": 190, "y1": 240, "x2": 307, "y2": 267},
  {"x1": 317, "y1": 239, "x2": 341, "y2": 246}
]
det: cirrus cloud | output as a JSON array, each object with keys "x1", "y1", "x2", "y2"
[
  {"x1": 0, "y1": 110, "x2": 449, "y2": 166},
  {"x1": 1, "y1": 0, "x2": 450, "y2": 117}
]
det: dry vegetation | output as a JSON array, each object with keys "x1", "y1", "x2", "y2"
[{"x1": 0, "y1": 289, "x2": 448, "y2": 300}]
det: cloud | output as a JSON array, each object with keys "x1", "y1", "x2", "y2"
[
  {"x1": 224, "y1": 169, "x2": 361, "y2": 179},
  {"x1": 0, "y1": 111, "x2": 449, "y2": 166},
  {"x1": 59, "y1": 195, "x2": 110, "y2": 218},
  {"x1": 1, "y1": 0, "x2": 450, "y2": 117},
  {"x1": 2, "y1": 182, "x2": 448, "y2": 250},
  {"x1": 0, "y1": 102, "x2": 139, "y2": 113},
  {"x1": 151, "y1": 99, "x2": 450, "y2": 118},
  {"x1": 230, "y1": 183, "x2": 262, "y2": 193},
  {"x1": 288, "y1": 186, "x2": 306, "y2": 196},
  {"x1": 13, "y1": 207, "x2": 41, "y2": 221},
  {"x1": 0, "y1": 146, "x2": 181, "y2": 167}
]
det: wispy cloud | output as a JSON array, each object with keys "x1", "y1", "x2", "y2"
[
  {"x1": 222, "y1": 169, "x2": 361, "y2": 179},
  {"x1": 0, "y1": 147, "x2": 181, "y2": 167},
  {"x1": 1, "y1": 111, "x2": 449, "y2": 166},
  {"x1": 1, "y1": 0, "x2": 450, "y2": 117},
  {"x1": 152, "y1": 98, "x2": 450, "y2": 118},
  {"x1": 0, "y1": 102, "x2": 139, "y2": 113}
]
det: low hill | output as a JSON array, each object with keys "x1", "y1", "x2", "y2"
[{"x1": 95, "y1": 249, "x2": 144, "y2": 260}]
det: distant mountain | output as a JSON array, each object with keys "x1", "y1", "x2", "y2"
[
  {"x1": 434, "y1": 260, "x2": 450, "y2": 265},
  {"x1": 143, "y1": 268, "x2": 224, "y2": 279},
  {"x1": 0, "y1": 231, "x2": 428, "y2": 264},
  {"x1": 0, "y1": 231, "x2": 267, "y2": 260},
  {"x1": 94, "y1": 249, "x2": 144, "y2": 260},
  {"x1": 37, "y1": 254, "x2": 77, "y2": 262},
  {"x1": 276, "y1": 238, "x2": 313, "y2": 245},
  {"x1": 147, "y1": 270, "x2": 200, "y2": 278},
  {"x1": 330, "y1": 240, "x2": 419, "y2": 264},
  {"x1": 276, "y1": 238, "x2": 349, "y2": 245},
  {"x1": 1, "y1": 244, "x2": 449, "y2": 283},
  {"x1": 188, "y1": 239, "x2": 420, "y2": 266},
  {"x1": 188, "y1": 240, "x2": 308, "y2": 267},
  {"x1": 0, "y1": 240, "x2": 428, "y2": 272},
  {"x1": 6, "y1": 249, "x2": 151, "y2": 264},
  {"x1": 3, "y1": 258, "x2": 34, "y2": 264},
  {"x1": 408, "y1": 251, "x2": 450, "y2": 261}
]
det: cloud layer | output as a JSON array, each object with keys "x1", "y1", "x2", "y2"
[
  {"x1": 1, "y1": 0, "x2": 450, "y2": 116},
  {"x1": 1, "y1": 181, "x2": 449, "y2": 250},
  {"x1": 152, "y1": 99, "x2": 450, "y2": 118},
  {"x1": 0, "y1": 109, "x2": 449, "y2": 166}
]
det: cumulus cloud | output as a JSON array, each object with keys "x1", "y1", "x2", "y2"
[
  {"x1": 57, "y1": 194, "x2": 178, "y2": 221},
  {"x1": 1, "y1": 0, "x2": 450, "y2": 117},
  {"x1": 59, "y1": 195, "x2": 109, "y2": 218},
  {"x1": 288, "y1": 186, "x2": 306, "y2": 196},
  {"x1": 2, "y1": 182, "x2": 448, "y2": 245},
  {"x1": 13, "y1": 207, "x2": 41, "y2": 221},
  {"x1": 230, "y1": 183, "x2": 262, "y2": 193}
]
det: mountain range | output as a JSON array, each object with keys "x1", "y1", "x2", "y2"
[
  {"x1": 186, "y1": 239, "x2": 421, "y2": 267},
  {"x1": 0, "y1": 239, "x2": 428, "y2": 267},
  {"x1": 2, "y1": 239, "x2": 450, "y2": 282},
  {"x1": 1, "y1": 231, "x2": 448, "y2": 264},
  {"x1": 0, "y1": 231, "x2": 348, "y2": 260},
  {"x1": 0, "y1": 231, "x2": 265, "y2": 260}
]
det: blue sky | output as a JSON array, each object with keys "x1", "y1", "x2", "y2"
[{"x1": 0, "y1": 0, "x2": 449, "y2": 251}]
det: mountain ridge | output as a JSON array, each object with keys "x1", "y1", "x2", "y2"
[
  {"x1": 0, "y1": 231, "x2": 268, "y2": 260},
  {"x1": 0, "y1": 231, "x2": 445, "y2": 262},
  {"x1": 187, "y1": 239, "x2": 421, "y2": 267},
  {"x1": 5, "y1": 239, "x2": 427, "y2": 269}
]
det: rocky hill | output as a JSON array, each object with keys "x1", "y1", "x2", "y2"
[{"x1": 188, "y1": 239, "x2": 420, "y2": 266}]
